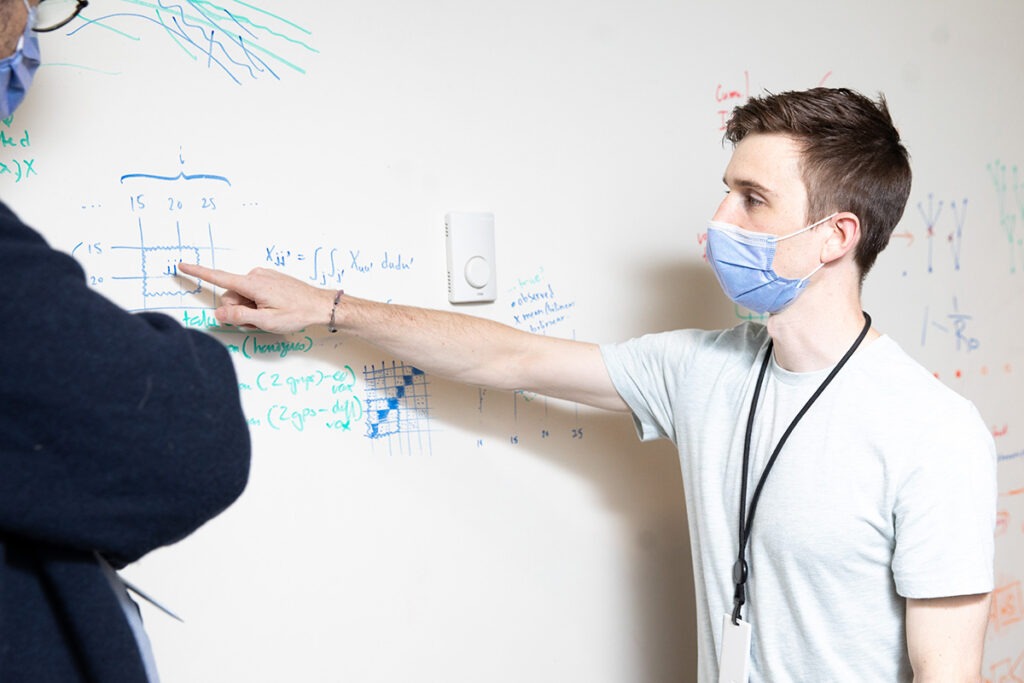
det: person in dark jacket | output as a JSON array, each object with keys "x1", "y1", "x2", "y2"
[{"x1": 0, "y1": 1, "x2": 252, "y2": 681}]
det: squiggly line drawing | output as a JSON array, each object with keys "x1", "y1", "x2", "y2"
[{"x1": 66, "y1": 0, "x2": 317, "y2": 84}]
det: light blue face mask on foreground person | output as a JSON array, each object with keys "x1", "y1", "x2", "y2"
[{"x1": 705, "y1": 212, "x2": 837, "y2": 314}]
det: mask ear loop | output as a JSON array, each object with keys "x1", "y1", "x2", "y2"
[
  {"x1": 798, "y1": 261, "x2": 826, "y2": 284},
  {"x1": 790, "y1": 213, "x2": 838, "y2": 283},
  {"x1": 810, "y1": 211, "x2": 840, "y2": 230},
  {"x1": 12, "y1": 0, "x2": 32, "y2": 54},
  {"x1": 775, "y1": 212, "x2": 839, "y2": 243}
]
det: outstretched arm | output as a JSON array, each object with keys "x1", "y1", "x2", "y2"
[{"x1": 178, "y1": 263, "x2": 629, "y2": 412}]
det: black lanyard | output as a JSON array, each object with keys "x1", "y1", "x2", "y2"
[{"x1": 731, "y1": 312, "x2": 872, "y2": 625}]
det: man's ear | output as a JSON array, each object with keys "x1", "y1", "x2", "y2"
[{"x1": 820, "y1": 212, "x2": 860, "y2": 264}]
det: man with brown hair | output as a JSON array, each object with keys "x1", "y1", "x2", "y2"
[{"x1": 181, "y1": 87, "x2": 995, "y2": 681}]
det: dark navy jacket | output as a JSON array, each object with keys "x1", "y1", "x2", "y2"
[{"x1": 0, "y1": 201, "x2": 251, "y2": 681}]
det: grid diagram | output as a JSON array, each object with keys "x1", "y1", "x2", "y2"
[
  {"x1": 109, "y1": 219, "x2": 215, "y2": 311},
  {"x1": 108, "y1": 163, "x2": 231, "y2": 312},
  {"x1": 363, "y1": 361, "x2": 432, "y2": 456}
]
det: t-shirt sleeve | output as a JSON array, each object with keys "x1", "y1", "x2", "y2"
[
  {"x1": 599, "y1": 329, "x2": 707, "y2": 443},
  {"x1": 891, "y1": 401, "x2": 997, "y2": 598}
]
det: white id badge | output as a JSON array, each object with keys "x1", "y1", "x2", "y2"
[{"x1": 718, "y1": 613, "x2": 752, "y2": 683}]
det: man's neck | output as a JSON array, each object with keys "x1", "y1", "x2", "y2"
[{"x1": 765, "y1": 289, "x2": 878, "y2": 373}]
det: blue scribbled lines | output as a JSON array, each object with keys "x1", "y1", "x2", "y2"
[
  {"x1": 68, "y1": 0, "x2": 318, "y2": 84},
  {"x1": 363, "y1": 361, "x2": 433, "y2": 456}
]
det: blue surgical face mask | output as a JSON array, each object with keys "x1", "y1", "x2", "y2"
[
  {"x1": 0, "y1": 0, "x2": 41, "y2": 119},
  {"x1": 705, "y1": 213, "x2": 837, "y2": 315}
]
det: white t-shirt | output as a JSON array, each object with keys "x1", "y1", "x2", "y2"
[{"x1": 600, "y1": 323, "x2": 996, "y2": 682}]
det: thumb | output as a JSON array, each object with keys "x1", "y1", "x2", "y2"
[{"x1": 215, "y1": 302, "x2": 264, "y2": 329}]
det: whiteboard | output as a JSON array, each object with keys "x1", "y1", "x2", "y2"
[{"x1": 3, "y1": 1, "x2": 1022, "y2": 680}]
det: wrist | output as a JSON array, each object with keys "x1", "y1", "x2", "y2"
[{"x1": 327, "y1": 289, "x2": 344, "y2": 332}]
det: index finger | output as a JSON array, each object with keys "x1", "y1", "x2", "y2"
[{"x1": 178, "y1": 262, "x2": 245, "y2": 291}]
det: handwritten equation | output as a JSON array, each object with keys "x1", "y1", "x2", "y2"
[
  {"x1": 264, "y1": 244, "x2": 417, "y2": 288},
  {"x1": 921, "y1": 296, "x2": 980, "y2": 353},
  {"x1": 0, "y1": 114, "x2": 36, "y2": 184},
  {"x1": 239, "y1": 365, "x2": 363, "y2": 433}
]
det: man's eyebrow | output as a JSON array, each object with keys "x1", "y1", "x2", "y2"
[{"x1": 722, "y1": 175, "x2": 775, "y2": 196}]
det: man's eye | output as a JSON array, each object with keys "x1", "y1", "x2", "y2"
[{"x1": 744, "y1": 194, "x2": 766, "y2": 208}]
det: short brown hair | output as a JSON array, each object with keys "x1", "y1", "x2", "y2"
[{"x1": 724, "y1": 88, "x2": 912, "y2": 278}]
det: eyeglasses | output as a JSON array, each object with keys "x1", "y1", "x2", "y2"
[{"x1": 32, "y1": 0, "x2": 89, "y2": 33}]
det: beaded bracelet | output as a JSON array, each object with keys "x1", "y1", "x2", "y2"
[{"x1": 327, "y1": 289, "x2": 344, "y2": 333}]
